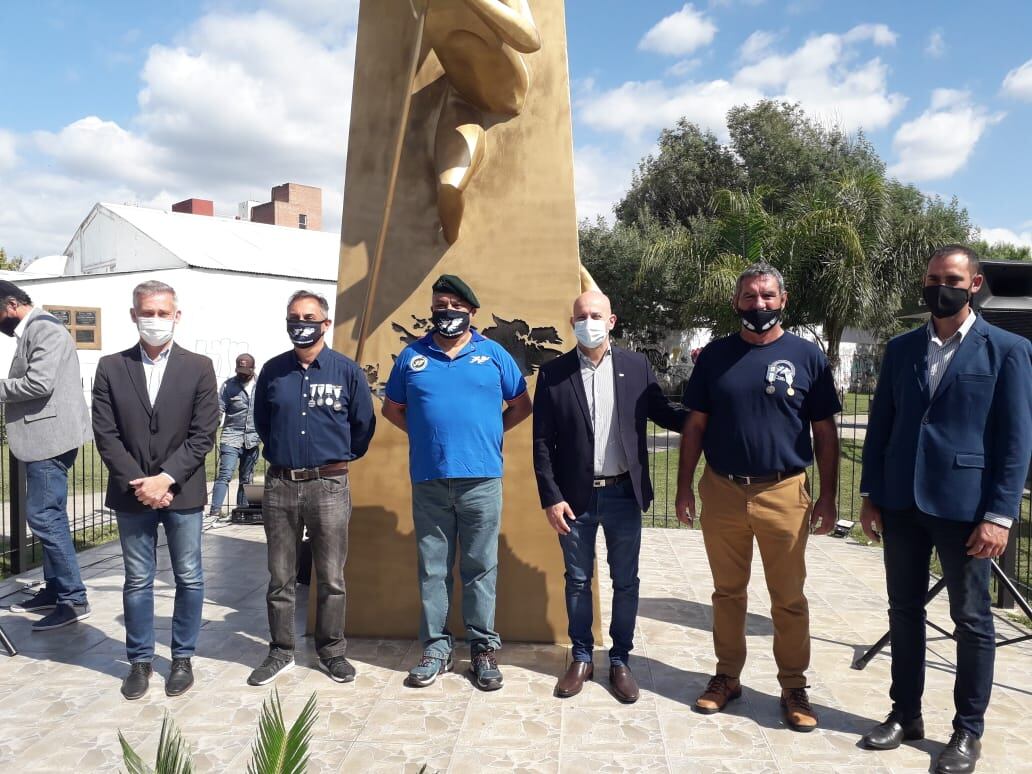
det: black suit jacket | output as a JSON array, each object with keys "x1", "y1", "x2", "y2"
[
  {"x1": 532, "y1": 345, "x2": 688, "y2": 516},
  {"x1": 92, "y1": 343, "x2": 219, "y2": 513}
]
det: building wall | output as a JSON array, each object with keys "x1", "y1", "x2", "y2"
[
  {"x1": 64, "y1": 206, "x2": 185, "y2": 276},
  {"x1": 251, "y1": 183, "x2": 322, "y2": 230}
]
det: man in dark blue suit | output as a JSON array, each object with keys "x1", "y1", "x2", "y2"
[
  {"x1": 533, "y1": 290, "x2": 688, "y2": 702},
  {"x1": 860, "y1": 245, "x2": 1032, "y2": 773}
]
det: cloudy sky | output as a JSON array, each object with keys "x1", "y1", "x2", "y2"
[{"x1": 2, "y1": 0, "x2": 1031, "y2": 259}]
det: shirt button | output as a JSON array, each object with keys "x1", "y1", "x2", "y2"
[
  {"x1": 302, "y1": 412, "x2": 306, "y2": 416},
  {"x1": 301, "y1": 431, "x2": 306, "y2": 435},
  {"x1": 922, "y1": 416, "x2": 930, "y2": 424}
]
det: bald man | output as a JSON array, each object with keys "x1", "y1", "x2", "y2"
[{"x1": 532, "y1": 292, "x2": 689, "y2": 702}]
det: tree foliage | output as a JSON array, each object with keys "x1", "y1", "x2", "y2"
[{"x1": 0, "y1": 248, "x2": 23, "y2": 272}]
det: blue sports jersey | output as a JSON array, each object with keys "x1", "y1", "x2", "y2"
[{"x1": 385, "y1": 331, "x2": 527, "y2": 482}]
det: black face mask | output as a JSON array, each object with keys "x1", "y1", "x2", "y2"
[
  {"x1": 0, "y1": 315, "x2": 18, "y2": 337},
  {"x1": 922, "y1": 284, "x2": 971, "y2": 319},
  {"x1": 431, "y1": 309, "x2": 471, "y2": 338},
  {"x1": 736, "y1": 306, "x2": 783, "y2": 333},
  {"x1": 286, "y1": 319, "x2": 327, "y2": 348}
]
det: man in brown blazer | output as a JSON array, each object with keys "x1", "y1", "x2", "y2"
[{"x1": 92, "y1": 280, "x2": 219, "y2": 700}]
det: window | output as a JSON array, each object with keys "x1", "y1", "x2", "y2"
[
  {"x1": 298, "y1": 213, "x2": 308, "y2": 230},
  {"x1": 44, "y1": 305, "x2": 101, "y2": 350}
]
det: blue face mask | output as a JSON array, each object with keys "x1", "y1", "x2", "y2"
[{"x1": 286, "y1": 319, "x2": 326, "y2": 348}]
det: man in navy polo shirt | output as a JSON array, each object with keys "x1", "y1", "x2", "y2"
[
  {"x1": 675, "y1": 263, "x2": 841, "y2": 732},
  {"x1": 382, "y1": 274, "x2": 532, "y2": 691},
  {"x1": 247, "y1": 290, "x2": 375, "y2": 687}
]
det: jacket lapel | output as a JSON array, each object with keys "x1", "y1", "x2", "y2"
[
  {"x1": 911, "y1": 329, "x2": 930, "y2": 403},
  {"x1": 125, "y1": 346, "x2": 153, "y2": 415},
  {"x1": 930, "y1": 317, "x2": 988, "y2": 404},
  {"x1": 565, "y1": 349, "x2": 593, "y2": 435}
]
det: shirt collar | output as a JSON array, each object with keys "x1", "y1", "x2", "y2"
[
  {"x1": 13, "y1": 307, "x2": 34, "y2": 339},
  {"x1": 577, "y1": 344, "x2": 612, "y2": 370},
  {"x1": 296, "y1": 345, "x2": 330, "y2": 369},
  {"x1": 139, "y1": 343, "x2": 173, "y2": 365},
  {"x1": 420, "y1": 328, "x2": 485, "y2": 354},
  {"x1": 927, "y1": 311, "x2": 977, "y2": 346}
]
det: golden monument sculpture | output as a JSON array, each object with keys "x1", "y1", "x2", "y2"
[{"x1": 328, "y1": 0, "x2": 600, "y2": 644}]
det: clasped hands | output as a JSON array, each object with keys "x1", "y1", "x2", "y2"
[{"x1": 130, "y1": 474, "x2": 174, "y2": 509}]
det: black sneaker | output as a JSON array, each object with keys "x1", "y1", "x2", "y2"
[
  {"x1": 121, "y1": 662, "x2": 153, "y2": 700},
  {"x1": 320, "y1": 656, "x2": 357, "y2": 683},
  {"x1": 247, "y1": 654, "x2": 294, "y2": 686},
  {"x1": 470, "y1": 648, "x2": 503, "y2": 691},
  {"x1": 32, "y1": 603, "x2": 91, "y2": 631},
  {"x1": 10, "y1": 588, "x2": 57, "y2": 613},
  {"x1": 165, "y1": 658, "x2": 194, "y2": 697},
  {"x1": 405, "y1": 652, "x2": 454, "y2": 687}
]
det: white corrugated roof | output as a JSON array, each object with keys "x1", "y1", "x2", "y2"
[{"x1": 92, "y1": 203, "x2": 341, "y2": 280}]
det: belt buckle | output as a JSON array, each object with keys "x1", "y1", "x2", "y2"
[
  {"x1": 288, "y1": 468, "x2": 309, "y2": 482},
  {"x1": 593, "y1": 478, "x2": 605, "y2": 488}
]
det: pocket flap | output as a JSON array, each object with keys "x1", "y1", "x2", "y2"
[
  {"x1": 24, "y1": 406, "x2": 57, "y2": 423},
  {"x1": 955, "y1": 453, "x2": 985, "y2": 468},
  {"x1": 958, "y1": 373, "x2": 993, "y2": 383}
]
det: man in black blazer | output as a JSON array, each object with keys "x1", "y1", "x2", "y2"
[
  {"x1": 92, "y1": 281, "x2": 219, "y2": 701},
  {"x1": 533, "y1": 290, "x2": 688, "y2": 702}
]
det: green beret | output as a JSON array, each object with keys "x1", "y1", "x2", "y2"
[{"x1": 431, "y1": 274, "x2": 480, "y2": 308}]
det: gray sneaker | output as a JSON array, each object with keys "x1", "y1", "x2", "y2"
[
  {"x1": 247, "y1": 654, "x2": 294, "y2": 686},
  {"x1": 405, "y1": 652, "x2": 453, "y2": 687},
  {"x1": 320, "y1": 656, "x2": 357, "y2": 683},
  {"x1": 32, "y1": 603, "x2": 90, "y2": 631},
  {"x1": 471, "y1": 648, "x2": 503, "y2": 691},
  {"x1": 10, "y1": 588, "x2": 57, "y2": 613}
]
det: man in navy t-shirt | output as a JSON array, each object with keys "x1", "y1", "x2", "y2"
[
  {"x1": 675, "y1": 263, "x2": 841, "y2": 732},
  {"x1": 382, "y1": 274, "x2": 532, "y2": 692}
]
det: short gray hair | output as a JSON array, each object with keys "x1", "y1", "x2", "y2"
[
  {"x1": 734, "y1": 263, "x2": 785, "y2": 296},
  {"x1": 287, "y1": 289, "x2": 329, "y2": 316},
  {"x1": 133, "y1": 280, "x2": 178, "y2": 309}
]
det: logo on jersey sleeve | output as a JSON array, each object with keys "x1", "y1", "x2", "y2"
[{"x1": 410, "y1": 355, "x2": 428, "y2": 372}]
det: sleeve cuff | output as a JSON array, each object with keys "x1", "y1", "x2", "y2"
[
  {"x1": 160, "y1": 471, "x2": 176, "y2": 485},
  {"x1": 983, "y1": 513, "x2": 1013, "y2": 528}
]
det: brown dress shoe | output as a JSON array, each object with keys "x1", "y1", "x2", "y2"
[
  {"x1": 609, "y1": 664, "x2": 639, "y2": 704},
  {"x1": 781, "y1": 687, "x2": 819, "y2": 732},
  {"x1": 555, "y1": 661, "x2": 593, "y2": 698},
  {"x1": 694, "y1": 674, "x2": 742, "y2": 714}
]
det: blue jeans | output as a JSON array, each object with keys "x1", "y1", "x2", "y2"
[
  {"x1": 209, "y1": 444, "x2": 260, "y2": 512},
  {"x1": 25, "y1": 448, "x2": 87, "y2": 606},
  {"x1": 412, "y1": 477, "x2": 502, "y2": 658},
  {"x1": 116, "y1": 509, "x2": 204, "y2": 663},
  {"x1": 883, "y1": 507, "x2": 995, "y2": 737},
  {"x1": 558, "y1": 478, "x2": 641, "y2": 665}
]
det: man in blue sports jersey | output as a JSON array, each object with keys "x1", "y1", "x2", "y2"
[{"x1": 382, "y1": 274, "x2": 532, "y2": 691}]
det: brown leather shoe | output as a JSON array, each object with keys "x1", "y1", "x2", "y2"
[
  {"x1": 781, "y1": 687, "x2": 819, "y2": 732},
  {"x1": 694, "y1": 674, "x2": 742, "y2": 714},
  {"x1": 609, "y1": 664, "x2": 639, "y2": 704},
  {"x1": 555, "y1": 661, "x2": 593, "y2": 698}
]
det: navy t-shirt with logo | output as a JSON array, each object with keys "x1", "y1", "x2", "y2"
[
  {"x1": 385, "y1": 331, "x2": 527, "y2": 483},
  {"x1": 682, "y1": 331, "x2": 841, "y2": 477}
]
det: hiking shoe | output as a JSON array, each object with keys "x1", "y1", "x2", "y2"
[
  {"x1": 247, "y1": 654, "x2": 295, "y2": 686},
  {"x1": 165, "y1": 658, "x2": 194, "y2": 697},
  {"x1": 10, "y1": 588, "x2": 57, "y2": 613},
  {"x1": 471, "y1": 648, "x2": 503, "y2": 691},
  {"x1": 320, "y1": 656, "x2": 357, "y2": 683},
  {"x1": 121, "y1": 662, "x2": 153, "y2": 700},
  {"x1": 694, "y1": 674, "x2": 742, "y2": 714},
  {"x1": 781, "y1": 687, "x2": 819, "y2": 732},
  {"x1": 32, "y1": 603, "x2": 91, "y2": 631},
  {"x1": 405, "y1": 652, "x2": 453, "y2": 688}
]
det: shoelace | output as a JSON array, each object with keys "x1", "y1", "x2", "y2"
[
  {"x1": 418, "y1": 654, "x2": 443, "y2": 669},
  {"x1": 170, "y1": 659, "x2": 191, "y2": 673},
  {"x1": 474, "y1": 650, "x2": 498, "y2": 670},
  {"x1": 705, "y1": 674, "x2": 733, "y2": 694},
  {"x1": 785, "y1": 688, "x2": 813, "y2": 713}
]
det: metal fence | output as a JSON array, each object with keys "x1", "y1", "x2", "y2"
[{"x1": 643, "y1": 391, "x2": 1032, "y2": 611}]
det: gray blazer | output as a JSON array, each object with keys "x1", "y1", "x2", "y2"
[{"x1": 0, "y1": 307, "x2": 93, "y2": 462}]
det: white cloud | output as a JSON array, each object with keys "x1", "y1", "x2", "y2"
[
  {"x1": 889, "y1": 91, "x2": 1004, "y2": 181},
  {"x1": 573, "y1": 144, "x2": 646, "y2": 224},
  {"x1": 980, "y1": 227, "x2": 1032, "y2": 248},
  {"x1": 739, "y1": 30, "x2": 776, "y2": 62},
  {"x1": 639, "y1": 4, "x2": 717, "y2": 57},
  {"x1": 843, "y1": 23, "x2": 897, "y2": 47},
  {"x1": 1002, "y1": 58, "x2": 1032, "y2": 100},
  {"x1": 0, "y1": 4, "x2": 359, "y2": 258},
  {"x1": 666, "y1": 59, "x2": 701, "y2": 77},
  {"x1": 0, "y1": 130, "x2": 16, "y2": 171},
  {"x1": 925, "y1": 29, "x2": 945, "y2": 59}
]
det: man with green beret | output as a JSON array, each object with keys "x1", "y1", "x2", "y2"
[{"x1": 382, "y1": 274, "x2": 532, "y2": 691}]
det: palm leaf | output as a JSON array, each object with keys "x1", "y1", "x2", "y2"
[
  {"x1": 120, "y1": 713, "x2": 193, "y2": 774},
  {"x1": 247, "y1": 690, "x2": 319, "y2": 774},
  {"x1": 119, "y1": 731, "x2": 154, "y2": 774}
]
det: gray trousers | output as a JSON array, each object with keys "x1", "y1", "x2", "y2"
[{"x1": 262, "y1": 473, "x2": 351, "y2": 661}]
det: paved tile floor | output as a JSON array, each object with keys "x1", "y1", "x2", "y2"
[{"x1": 1, "y1": 522, "x2": 1030, "y2": 773}]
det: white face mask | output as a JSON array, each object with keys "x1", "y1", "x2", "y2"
[
  {"x1": 573, "y1": 318, "x2": 608, "y2": 349},
  {"x1": 137, "y1": 316, "x2": 175, "y2": 347}
]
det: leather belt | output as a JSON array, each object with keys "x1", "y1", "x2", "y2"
[
  {"x1": 268, "y1": 462, "x2": 349, "y2": 481},
  {"x1": 712, "y1": 467, "x2": 804, "y2": 486},
  {"x1": 593, "y1": 472, "x2": 630, "y2": 488}
]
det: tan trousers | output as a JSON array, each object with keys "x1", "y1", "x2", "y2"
[{"x1": 698, "y1": 466, "x2": 813, "y2": 689}]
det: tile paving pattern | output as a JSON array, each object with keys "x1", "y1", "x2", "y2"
[{"x1": 1, "y1": 523, "x2": 1030, "y2": 773}]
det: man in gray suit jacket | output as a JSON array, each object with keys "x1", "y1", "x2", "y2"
[{"x1": 0, "y1": 280, "x2": 93, "y2": 631}]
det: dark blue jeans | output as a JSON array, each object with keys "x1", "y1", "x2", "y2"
[
  {"x1": 558, "y1": 478, "x2": 641, "y2": 665},
  {"x1": 25, "y1": 448, "x2": 87, "y2": 606},
  {"x1": 209, "y1": 444, "x2": 260, "y2": 512},
  {"x1": 116, "y1": 509, "x2": 204, "y2": 663},
  {"x1": 882, "y1": 507, "x2": 995, "y2": 737}
]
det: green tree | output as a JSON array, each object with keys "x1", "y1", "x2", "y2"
[
  {"x1": 972, "y1": 239, "x2": 1032, "y2": 262},
  {"x1": 0, "y1": 248, "x2": 23, "y2": 271}
]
